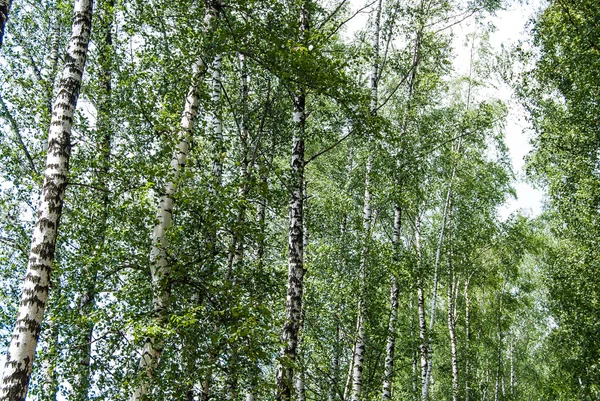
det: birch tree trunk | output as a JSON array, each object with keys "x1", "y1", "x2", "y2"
[
  {"x1": 130, "y1": 59, "x2": 205, "y2": 401},
  {"x1": 0, "y1": 0, "x2": 11, "y2": 49},
  {"x1": 415, "y1": 215, "x2": 429, "y2": 401},
  {"x1": 350, "y1": 1, "x2": 381, "y2": 399},
  {"x1": 382, "y1": 205, "x2": 401, "y2": 401},
  {"x1": 275, "y1": 3, "x2": 308, "y2": 399},
  {"x1": 0, "y1": 1, "x2": 93, "y2": 399},
  {"x1": 39, "y1": 293, "x2": 60, "y2": 401},
  {"x1": 424, "y1": 135, "x2": 461, "y2": 395},
  {"x1": 447, "y1": 269, "x2": 459, "y2": 401},
  {"x1": 73, "y1": 2, "x2": 113, "y2": 398},
  {"x1": 227, "y1": 53, "x2": 251, "y2": 277},
  {"x1": 464, "y1": 279, "x2": 471, "y2": 401}
]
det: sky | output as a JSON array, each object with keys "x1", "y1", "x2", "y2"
[{"x1": 345, "y1": 0, "x2": 546, "y2": 219}]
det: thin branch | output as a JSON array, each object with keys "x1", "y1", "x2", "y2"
[
  {"x1": 0, "y1": 92, "x2": 38, "y2": 174},
  {"x1": 376, "y1": 54, "x2": 419, "y2": 112},
  {"x1": 432, "y1": 8, "x2": 481, "y2": 35},
  {"x1": 67, "y1": 181, "x2": 110, "y2": 193},
  {"x1": 325, "y1": 0, "x2": 378, "y2": 41},
  {"x1": 317, "y1": 0, "x2": 349, "y2": 30},
  {"x1": 0, "y1": 236, "x2": 27, "y2": 255},
  {"x1": 306, "y1": 127, "x2": 354, "y2": 165}
]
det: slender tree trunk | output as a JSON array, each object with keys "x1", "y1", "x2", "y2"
[
  {"x1": 447, "y1": 269, "x2": 459, "y2": 401},
  {"x1": 130, "y1": 58, "x2": 205, "y2": 401},
  {"x1": 410, "y1": 292, "x2": 418, "y2": 401},
  {"x1": 509, "y1": 341, "x2": 515, "y2": 399},
  {"x1": 72, "y1": 2, "x2": 113, "y2": 398},
  {"x1": 350, "y1": 1, "x2": 381, "y2": 399},
  {"x1": 296, "y1": 370, "x2": 306, "y2": 401},
  {"x1": 415, "y1": 215, "x2": 428, "y2": 401},
  {"x1": 382, "y1": 205, "x2": 401, "y2": 401},
  {"x1": 0, "y1": 0, "x2": 12, "y2": 49},
  {"x1": 494, "y1": 312, "x2": 503, "y2": 401},
  {"x1": 0, "y1": 1, "x2": 94, "y2": 400},
  {"x1": 276, "y1": 4, "x2": 308, "y2": 400},
  {"x1": 329, "y1": 316, "x2": 340, "y2": 401},
  {"x1": 227, "y1": 53, "x2": 251, "y2": 277},
  {"x1": 350, "y1": 158, "x2": 371, "y2": 401},
  {"x1": 210, "y1": 52, "x2": 224, "y2": 185},
  {"x1": 424, "y1": 137, "x2": 461, "y2": 394},
  {"x1": 464, "y1": 279, "x2": 471, "y2": 401}
]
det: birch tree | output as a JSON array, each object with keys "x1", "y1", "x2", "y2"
[
  {"x1": 0, "y1": 0, "x2": 94, "y2": 399},
  {"x1": 276, "y1": 1, "x2": 309, "y2": 398}
]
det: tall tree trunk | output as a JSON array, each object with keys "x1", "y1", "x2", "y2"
[
  {"x1": 382, "y1": 205, "x2": 401, "y2": 401},
  {"x1": 130, "y1": 59, "x2": 205, "y2": 401},
  {"x1": 350, "y1": 1, "x2": 382, "y2": 399},
  {"x1": 210, "y1": 52, "x2": 224, "y2": 188},
  {"x1": 415, "y1": 215, "x2": 428, "y2": 401},
  {"x1": 72, "y1": 1, "x2": 113, "y2": 398},
  {"x1": 424, "y1": 135, "x2": 461, "y2": 394},
  {"x1": 447, "y1": 269, "x2": 459, "y2": 401},
  {"x1": 464, "y1": 278, "x2": 471, "y2": 401},
  {"x1": 494, "y1": 311, "x2": 503, "y2": 401},
  {"x1": 410, "y1": 292, "x2": 418, "y2": 401},
  {"x1": 329, "y1": 315, "x2": 340, "y2": 401},
  {"x1": 276, "y1": 3, "x2": 308, "y2": 400},
  {"x1": 227, "y1": 53, "x2": 251, "y2": 277},
  {"x1": 0, "y1": 1, "x2": 94, "y2": 399},
  {"x1": 0, "y1": 0, "x2": 12, "y2": 49}
]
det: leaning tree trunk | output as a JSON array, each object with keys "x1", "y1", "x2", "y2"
[
  {"x1": 0, "y1": 0, "x2": 12, "y2": 49},
  {"x1": 130, "y1": 59, "x2": 205, "y2": 401},
  {"x1": 275, "y1": 4, "x2": 308, "y2": 400},
  {"x1": 0, "y1": 1, "x2": 94, "y2": 399}
]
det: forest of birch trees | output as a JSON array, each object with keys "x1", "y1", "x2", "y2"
[{"x1": 0, "y1": 0, "x2": 598, "y2": 400}]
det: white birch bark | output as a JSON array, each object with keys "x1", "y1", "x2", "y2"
[
  {"x1": 227, "y1": 53, "x2": 250, "y2": 278},
  {"x1": 447, "y1": 271, "x2": 459, "y2": 401},
  {"x1": 423, "y1": 136, "x2": 461, "y2": 394},
  {"x1": 351, "y1": 1, "x2": 381, "y2": 399},
  {"x1": 0, "y1": 1, "x2": 93, "y2": 399},
  {"x1": 39, "y1": 298, "x2": 59, "y2": 401},
  {"x1": 73, "y1": 2, "x2": 113, "y2": 398},
  {"x1": 415, "y1": 215, "x2": 429, "y2": 401},
  {"x1": 276, "y1": 3, "x2": 308, "y2": 400},
  {"x1": 329, "y1": 317, "x2": 340, "y2": 401},
  {"x1": 464, "y1": 279, "x2": 471, "y2": 401},
  {"x1": 210, "y1": 53, "x2": 224, "y2": 183},
  {"x1": 382, "y1": 205, "x2": 401, "y2": 401},
  {"x1": 130, "y1": 61, "x2": 204, "y2": 401},
  {"x1": 0, "y1": 0, "x2": 11, "y2": 48}
]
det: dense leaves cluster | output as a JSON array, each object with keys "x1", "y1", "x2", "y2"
[{"x1": 0, "y1": 0, "x2": 589, "y2": 400}]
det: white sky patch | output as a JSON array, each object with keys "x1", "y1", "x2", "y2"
[{"x1": 346, "y1": 0, "x2": 546, "y2": 219}]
